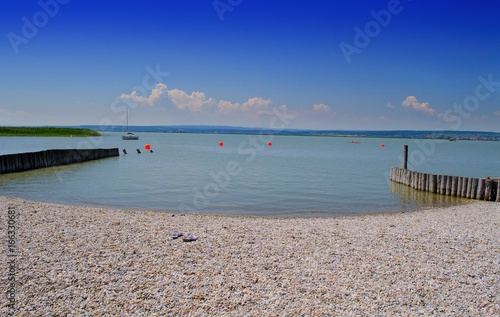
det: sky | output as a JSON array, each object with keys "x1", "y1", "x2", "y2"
[{"x1": 1, "y1": 0, "x2": 499, "y2": 131}]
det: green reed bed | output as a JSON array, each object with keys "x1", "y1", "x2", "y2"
[{"x1": 0, "y1": 127, "x2": 101, "y2": 137}]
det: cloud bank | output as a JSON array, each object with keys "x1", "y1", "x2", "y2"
[
  {"x1": 167, "y1": 89, "x2": 216, "y2": 112},
  {"x1": 313, "y1": 103, "x2": 332, "y2": 113},
  {"x1": 117, "y1": 84, "x2": 276, "y2": 117},
  {"x1": 402, "y1": 96, "x2": 437, "y2": 115},
  {"x1": 118, "y1": 83, "x2": 167, "y2": 106}
]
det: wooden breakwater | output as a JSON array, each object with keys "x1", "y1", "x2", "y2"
[
  {"x1": 0, "y1": 148, "x2": 119, "y2": 174},
  {"x1": 390, "y1": 167, "x2": 500, "y2": 202}
]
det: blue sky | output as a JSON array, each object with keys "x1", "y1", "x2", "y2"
[{"x1": 1, "y1": 0, "x2": 499, "y2": 131}]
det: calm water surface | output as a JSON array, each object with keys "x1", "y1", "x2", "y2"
[{"x1": 0, "y1": 133, "x2": 498, "y2": 216}]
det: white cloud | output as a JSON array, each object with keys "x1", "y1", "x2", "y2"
[
  {"x1": 313, "y1": 103, "x2": 332, "y2": 113},
  {"x1": 118, "y1": 83, "x2": 274, "y2": 117},
  {"x1": 218, "y1": 100, "x2": 241, "y2": 114},
  {"x1": 217, "y1": 97, "x2": 272, "y2": 115},
  {"x1": 167, "y1": 89, "x2": 216, "y2": 112},
  {"x1": 387, "y1": 102, "x2": 395, "y2": 109},
  {"x1": 241, "y1": 97, "x2": 272, "y2": 112},
  {"x1": 402, "y1": 96, "x2": 437, "y2": 115},
  {"x1": 118, "y1": 83, "x2": 167, "y2": 106},
  {"x1": 494, "y1": 110, "x2": 500, "y2": 117}
]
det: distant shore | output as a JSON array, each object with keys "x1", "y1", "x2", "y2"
[
  {"x1": 0, "y1": 127, "x2": 101, "y2": 137},
  {"x1": 1, "y1": 196, "x2": 498, "y2": 316},
  {"x1": 80, "y1": 125, "x2": 500, "y2": 141}
]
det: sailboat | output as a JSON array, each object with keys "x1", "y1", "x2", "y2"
[{"x1": 122, "y1": 107, "x2": 139, "y2": 140}]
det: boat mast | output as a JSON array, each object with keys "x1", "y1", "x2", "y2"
[{"x1": 126, "y1": 106, "x2": 129, "y2": 132}]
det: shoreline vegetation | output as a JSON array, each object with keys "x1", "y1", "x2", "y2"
[
  {"x1": 0, "y1": 127, "x2": 101, "y2": 137},
  {"x1": 0, "y1": 196, "x2": 498, "y2": 315}
]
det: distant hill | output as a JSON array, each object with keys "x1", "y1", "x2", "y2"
[{"x1": 78, "y1": 125, "x2": 500, "y2": 141}]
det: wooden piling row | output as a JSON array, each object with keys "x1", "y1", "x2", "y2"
[
  {"x1": 0, "y1": 148, "x2": 119, "y2": 174},
  {"x1": 390, "y1": 167, "x2": 499, "y2": 202}
]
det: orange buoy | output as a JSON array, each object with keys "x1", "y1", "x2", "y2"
[
  {"x1": 219, "y1": 141, "x2": 224, "y2": 147},
  {"x1": 144, "y1": 144, "x2": 151, "y2": 150},
  {"x1": 381, "y1": 143, "x2": 385, "y2": 147},
  {"x1": 268, "y1": 142, "x2": 272, "y2": 146}
]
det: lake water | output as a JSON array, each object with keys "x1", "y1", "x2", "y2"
[{"x1": 0, "y1": 133, "x2": 498, "y2": 216}]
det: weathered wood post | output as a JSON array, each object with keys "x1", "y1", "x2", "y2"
[
  {"x1": 477, "y1": 178, "x2": 486, "y2": 200},
  {"x1": 461, "y1": 177, "x2": 468, "y2": 198},
  {"x1": 466, "y1": 178, "x2": 473, "y2": 199},
  {"x1": 440, "y1": 175, "x2": 447, "y2": 195},
  {"x1": 496, "y1": 180, "x2": 500, "y2": 202},
  {"x1": 492, "y1": 179, "x2": 499, "y2": 202},
  {"x1": 471, "y1": 178, "x2": 479, "y2": 200},
  {"x1": 485, "y1": 178, "x2": 493, "y2": 201},
  {"x1": 451, "y1": 176, "x2": 458, "y2": 196},
  {"x1": 403, "y1": 145, "x2": 408, "y2": 170},
  {"x1": 420, "y1": 172, "x2": 426, "y2": 191},
  {"x1": 446, "y1": 176, "x2": 452, "y2": 196},
  {"x1": 430, "y1": 174, "x2": 438, "y2": 193}
]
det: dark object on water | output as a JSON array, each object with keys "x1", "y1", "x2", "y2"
[
  {"x1": 182, "y1": 234, "x2": 198, "y2": 242},
  {"x1": 122, "y1": 131, "x2": 139, "y2": 140},
  {"x1": 150, "y1": 149, "x2": 154, "y2": 153},
  {"x1": 122, "y1": 149, "x2": 127, "y2": 154},
  {"x1": 136, "y1": 149, "x2": 141, "y2": 154}
]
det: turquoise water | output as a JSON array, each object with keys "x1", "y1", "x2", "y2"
[{"x1": 0, "y1": 133, "x2": 498, "y2": 216}]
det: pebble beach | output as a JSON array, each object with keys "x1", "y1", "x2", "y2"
[{"x1": 1, "y1": 196, "x2": 498, "y2": 316}]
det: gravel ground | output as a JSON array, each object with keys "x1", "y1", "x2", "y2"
[{"x1": 0, "y1": 196, "x2": 498, "y2": 316}]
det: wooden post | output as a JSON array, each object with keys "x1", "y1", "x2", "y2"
[
  {"x1": 491, "y1": 179, "x2": 498, "y2": 202},
  {"x1": 496, "y1": 180, "x2": 500, "y2": 202},
  {"x1": 485, "y1": 179, "x2": 493, "y2": 201},
  {"x1": 420, "y1": 173, "x2": 426, "y2": 191},
  {"x1": 457, "y1": 176, "x2": 463, "y2": 197},
  {"x1": 440, "y1": 175, "x2": 447, "y2": 195},
  {"x1": 451, "y1": 176, "x2": 458, "y2": 196},
  {"x1": 430, "y1": 174, "x2": 438, "y2": 193},
  {"x1": 477, "y1": 178, "x2": 486, "y2": 200},
  {"x1": 466, "y1": 178, "x2": 473, "y2": 199},
  {"x1": 403, "y1": 145, "x2": 408, "y2": 170},
  {"x1": 446, "y1": 176, "x2": 452, "y2": 196},
  {"x1": 461, "y1": 177, "x2": 468, "y2": 198},
  {"x1": 471, "y1": 178, "x2": 479, "y2": 200}
]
